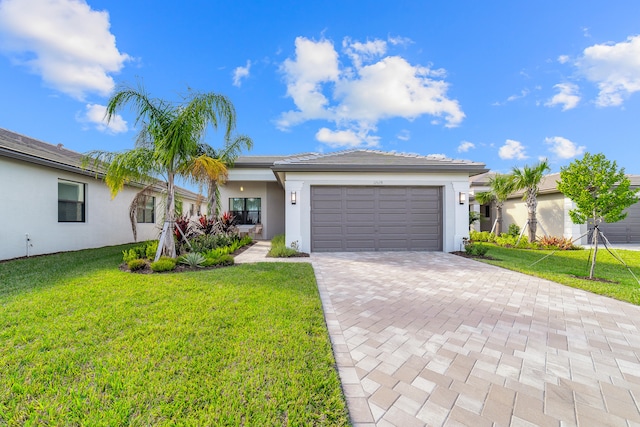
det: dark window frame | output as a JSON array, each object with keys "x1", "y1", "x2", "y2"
[
  {"x1": 137, "y1": 196, "x2": 156, "y2": 224},
  {"x1": 229, "y1": 197, "x2": 261, "y2": 225},
  {"x1": 58, "y1": 179, "x2": 86, "y2": 223}
]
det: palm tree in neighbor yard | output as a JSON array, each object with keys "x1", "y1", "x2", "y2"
[
  {"x1": 86, "y1": 83, "x2": 245, "y2": 259},
  {"x1": 474, "y1": 173, "x2": 515, "y2": 235},
  {"x1": 511, "y1": 160, "x2": 550, "y2": 242}
]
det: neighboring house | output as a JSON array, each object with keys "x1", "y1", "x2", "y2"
[
  {"x1": 0, "y1": 128, "x2": 205, "y2": 261},
  {"x1": 470, "y1": 172, "x2": 640, "y2": 244},
  {"x1": 220, "y1": 150, "x2": 487, "y2": 253}
]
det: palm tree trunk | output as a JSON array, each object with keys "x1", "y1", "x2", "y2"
[
  {"x1": 496, "y1": 203, "x2": 503, "y2": 235},
  {"x1": 208, "y1": 179, "x2": 219, "y2": 217},
  {"x1": 162, "y1": 171, "x2": 177, "y2": 258},
  {"x1": 527, "y1": 190, "x2": 537, "y2": 242}
]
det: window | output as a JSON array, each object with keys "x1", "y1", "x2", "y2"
[
  {"x1": 230, "y1": 197, "x2": 261, "y2": 224},
  {"x1": 137, "y1": 196, "x2": 155, "y2": 223},
  {"x1": 58, "y1": 179, "x2": 86, "y2": 222}
]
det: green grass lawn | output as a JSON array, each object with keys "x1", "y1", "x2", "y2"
[
  {"x1": 478, "y1": 245, "x2": 640, "y2": 305},
  {"x1": 0, "y1": 245, "x2": 350, "y2": 426}
]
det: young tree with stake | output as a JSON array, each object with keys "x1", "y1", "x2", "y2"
[{"x1": 557, "y1": 153, "x2": 638, "y2": 278}]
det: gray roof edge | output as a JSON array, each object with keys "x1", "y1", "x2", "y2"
[
  {"x1": 271, "y1": 163, "x2": 488, "y2": 174},
  {"x1": 1, "y1": 146, "x2": 101, "y2": 178}
]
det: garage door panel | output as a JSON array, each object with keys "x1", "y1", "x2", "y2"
[
  {"x1": 594, "y1": 196, "x2": 640, "y2": 243},
  {"x1": 346, "y1": 200, "x2": 375, "y2": 210},
  {"x1": 311, "y1": 186, "x2": 442, "y2": 252}
]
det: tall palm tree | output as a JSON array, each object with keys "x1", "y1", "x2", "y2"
[
  {"x1": 195, "y1": 134, "x2": 253, "y2": 216},
  {"x1": 86, "y1": 83, "x2": 243, "y2": 259},
  {"x1": 511, "y1": 160, "x2": 550, "y2": 242},
  {"x1": 474, "y1": 173, "x2": 515, "y2": 235}
]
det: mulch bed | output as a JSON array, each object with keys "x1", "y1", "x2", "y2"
[
  {"x1": 121, "y1": 242, "x2": 257, "y2": 274},
  {"x1": 571, "y1": 275, "x2": 618, "y2": 284},
  {"x1": 450, "y1": 251, "x2": 499, "y2": 261}
]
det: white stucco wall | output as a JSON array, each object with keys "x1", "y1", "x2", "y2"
[
  {"x1": 282, "y1": 171, "x2": 471, "y2": 253},
  {"x1": 0, "y1": 157, "x2": 201, "y2": 261},
  {"x1": 502, "y1": 193, "x2": 565, "y2": 238}
]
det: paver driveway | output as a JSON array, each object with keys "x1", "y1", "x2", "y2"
[{"x1": 311, "y1": 251, "x2": 640, "y2": 427}]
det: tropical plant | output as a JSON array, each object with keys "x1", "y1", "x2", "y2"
[
  {"x1": 86, "y1": 82, "x2": 247, "y2": 259},
  {"x1": 474, "y1": 173, "x2": 515, "y2": 235},
  {"x1": 511, "y1": 160, "x2": 550, "y2": 242},
  {"x1": 178, "y1": 252, "x2": 207, "y2": 268},
  {"x1": 557, "y1": 152, "x2": 638, "y2": 278},
  {"x1": 469, "y1": 211, "x2": 481, "y2": 228}
]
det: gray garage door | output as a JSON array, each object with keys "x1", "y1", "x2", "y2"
[
  {"x1": 591, "y1": 199, "x2": 640, "y2": 243},
  {"x1": 311, "y1": 186, "x2": 442, "y2": 252}
]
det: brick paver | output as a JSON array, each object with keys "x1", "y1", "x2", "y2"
[{"x1": 311, "y1": 251, "x2": 640, "y2": 427}]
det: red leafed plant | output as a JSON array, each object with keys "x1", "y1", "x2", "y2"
[
  {"x1": 198, "y1": 214, "x2": 216, "y2": 235},
  {"x1": 174, "y1": 215, "x2": 190, "y2": 238}
]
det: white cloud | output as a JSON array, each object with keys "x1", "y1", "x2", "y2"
[
  {"x1": 388, "y1": 35, "x2": 413, "y2": 47},
  {"x1": 493, "y1": 89, "x2": 529, "y2": 106},
  {"x1": 545, "y1": 83, "x2": 581, "y2": 111},
  {"x1": 78, "y1": 103, "x2": 128, "y2": 134},
  {"x1": 342, "y1": 37, "x2": 387, "y2": 68},
  {"x1": 232, "y1": 60, "x2": 251, "y2": 87},
  {"x1": 577, "y1": 35, "x2": 640, "y2": 106},
  {"x1": 457, "y1": 141, "x2": 475, "y2": 153},
  {"x1": 544, "y1": 136, "x2": 585, "y2": 159},
  {"x1": 396, "y1": 130, "x2": 410, "y2": 141},
  {"x1": 0, "y1": 0, "x2": 130, "y2": 100},
  {"x1": 315, "y1": 127, "x2": 379, "y2": 148},
  {"x1": 277, "y1": 36, "x2": 464, "y2": 148},
  {"x1": 558, "y1": 55, "x2": 570, "y2": 64},
  {"x1": 498, "y1": 139, "x2": 527, "y2": 160}
]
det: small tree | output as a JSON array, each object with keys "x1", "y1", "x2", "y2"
[
  {"x1": 474, "y1": 173, "x2": 515, "y2": 235},
  {"x1": 557, "y1": 152, "x2": 639, "y2": 278},
  {"x1": 512, "y1": 160, "x2": 550, "y2": 242}
]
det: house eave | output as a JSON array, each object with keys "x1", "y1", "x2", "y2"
[
  {"x1": 271, "y1": 164, "x2": 488, "y2": 175},
  {"x1": 0, "y1": 146, "x2": 103, "y2": 179}
]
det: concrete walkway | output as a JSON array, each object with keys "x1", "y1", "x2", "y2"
[{"x1": 235, "y1": 244, "x2": 640, "y2": 426}]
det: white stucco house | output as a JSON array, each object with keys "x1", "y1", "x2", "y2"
[
  {"x1": 0, "y1": 128, "x2": 206, "y2": 261},
  {"x1": 220, "y1": 150, "x2": 487, "y2": 253},
  {"x1": 470, "y1": 172, "x2": 640, "y2": 244}
]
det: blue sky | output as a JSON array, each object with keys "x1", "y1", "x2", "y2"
[{"x1": 1, "y1": 0, "x2": 640, "y2": 175}]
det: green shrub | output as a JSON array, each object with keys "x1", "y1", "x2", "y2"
[
  {"x1": 507, "y1": 224, "x2": 520, "y2": 237},
  {"x1": 127, "y1": 258, "x2": 147, "y2": 271},
  {"x1": 205, "y1": 246, "x2": 232, "y2": 258},
  {"x1": 122, "y1": 248, "x2": 139, "y2": 263},
  {"x1": 145, "y1": 241, "x2": 158, "y2": 259},
  {"x1": 495, "y1": 234, "x2": 518, "y2": 247},
  {"x1": 179, "y1": 252, "x2": 206, "y2": 268},
  {"x1": 268, "y1": 235, "x2": 301, "y2": 257},
  {"x1": 269, "y1": 245, "x2": 299, "y2": 257},
  {"x1": 464, "y1": 243, "x2": 489, "y2": 257},
  {"x1": 123, "y1": 241, "x2": 156, "y2": 263},
  {"x1": 469, "y1": 230, "x2": 496, "y2": 243},
  {"x1": 203, "y1": 254, "x2": 234, "y2": 267},
  {"x1": 150, "y1": 257, "x2": 177, "y2": 272}
]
